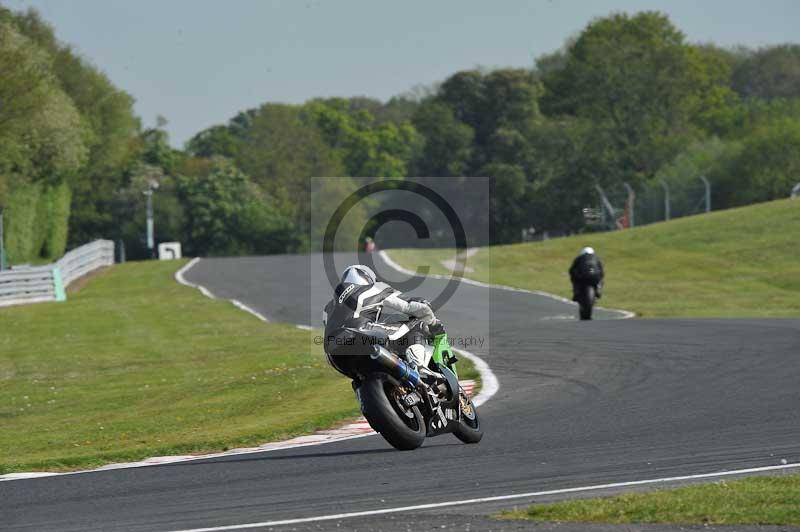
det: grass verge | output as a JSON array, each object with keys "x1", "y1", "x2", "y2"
[
  {"x1": 389, "y1": 198, "x2": 800, "y2": 317},
  {"x1": 455, "y1": 356, "x2": 480, "y2": 384},
  {"x1": 0, "y1": 261, "x2": 358, "y2": 474},
  {"x1": 499, "y1": 474, "x2": 800, "y2": 526},
  {"x1": 0, "y1": 260, "x2": 481, "y2": 474}
]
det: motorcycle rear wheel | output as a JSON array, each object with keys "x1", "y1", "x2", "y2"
[
  {"x1": 359, "y1": 373, "x2": 425, "y2": 450},
  {"x1": 579, "y1": 284, "x2": 596, "y2": 320}
]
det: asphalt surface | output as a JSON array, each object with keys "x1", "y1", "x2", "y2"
[{"x1": 2, "y1": 253, "x2": 799, "y2": 532}]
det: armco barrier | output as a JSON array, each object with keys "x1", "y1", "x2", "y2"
[{"x1": 0, "y1": 240, "x2": 114, "y2": 308}]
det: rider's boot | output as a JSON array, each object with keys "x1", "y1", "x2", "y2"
[{"x1": 406, "y1": 344, "x2": 441, "y2": 384}]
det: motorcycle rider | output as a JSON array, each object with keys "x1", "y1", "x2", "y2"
[
  {"x1": 323, "y1": 265, "x2": 439, "y2": 376},
  {"x1": 569, "y1": 246, "x2": 604, "y2": 301}
]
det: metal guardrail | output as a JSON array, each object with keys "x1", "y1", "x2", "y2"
[
  {"x1": 0, "y1": 240, "x2": 114, "y2": 308},
  {"x1": 57, "y1": 240, "x2": 115, "y2": 287}
]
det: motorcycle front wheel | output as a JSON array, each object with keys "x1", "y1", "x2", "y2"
[
  {"x1": 453, "y1": 388, "x2": 483, "y2": 444},
  {"x1": 358, "y1": 373, "x2": 425, "y2": 450}
]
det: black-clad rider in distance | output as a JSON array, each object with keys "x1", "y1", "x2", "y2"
[{"x1": 569, "y1": 246, "x2": 604, "y2": 301}]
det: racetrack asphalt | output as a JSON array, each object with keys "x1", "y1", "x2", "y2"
[{"x1": 2, "y1": 252, "x2": 798, "y2": 532}]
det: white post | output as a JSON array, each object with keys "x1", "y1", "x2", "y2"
[
  {"x1": 792, "y1": 182, "x2": 800, "y2": 198},
  {"x1": 700, "y1": 176, "x2": 711, "y2": 213},
  {"x1": 146, "y1": 191, "x2": 154, "y2": 253},
  {"x1": 660, "y1": 180, "x2": 671, "y2": 221},
  {"x1": 143, "y1": 180, "x2": 159, "y2": 258}
]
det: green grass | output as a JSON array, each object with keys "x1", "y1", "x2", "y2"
[
  {"x1": 0, "y1": 260, "x2": 481, "y2": 474},
  {"x1": 500, "y1": 474, "x2": 800, "y2": 525},
  {"x1": 455, "y1": 357, "x2": 480, "y2": 383},
  {"x1": 390, "y1": 198, "x2": 800, "y2": 317},
  {"x1": 0, "y1": 261, "x2": 359, "y2": 474}
]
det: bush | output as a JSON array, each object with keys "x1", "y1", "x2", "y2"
[
  {"x1": 712, "y1": 119, "x2": 800, "y2": 207},
  {"x1": 42, "y1": 181, "x2": 71, "y2": 259},
  {"x1": 3, "y1": 180, "x2": 40, "y2": 263},
  {"x1": 2, "y1": 178, "x2": 71, "y2": 264}
]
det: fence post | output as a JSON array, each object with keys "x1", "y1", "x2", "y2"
[
  {"x1": 623, "y1": 182, "x2": 636, "y2": 228},
  {"x1": 660, "y1": 180, "x2": 671, "y2": 221},
  {"x1": 595, "y1": 184, "x2": 618, "y2": 229},
  {"x1": 700, "y1": 176, "x2": 711, "y2": 213},
  {"x1": 792, "y1": 182, "x2": 800, "y2": 198},
  {"x1": 52, "y1": 267, "x2": 67, "y2": 302}
]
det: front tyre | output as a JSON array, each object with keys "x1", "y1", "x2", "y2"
[
  {"x1": 453, "y1": 389, "x2": 483, "y2": 444},
  {"x1": 358, "y1": 374, "x2": 425, "y2": 450},
  {"x1": 578, "y1": 284, "x2": 596, "y2": 321}
]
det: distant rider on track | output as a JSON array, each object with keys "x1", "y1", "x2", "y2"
[{"x1": 569, "y1": 246, "x2": 604, "y2": 308}]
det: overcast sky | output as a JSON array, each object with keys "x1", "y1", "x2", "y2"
[{"x1": 9, "y1": 0, "x2": 800, "y2": 147}]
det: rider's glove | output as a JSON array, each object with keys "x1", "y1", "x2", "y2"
[{"x1": 427, "y1": 319, "x2": 445, "y2": 336}]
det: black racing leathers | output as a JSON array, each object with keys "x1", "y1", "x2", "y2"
[
  {"x1": 323, "y1": 281, "x2": 436, "y2": 371},
  {"x1": 569, "y1": 254, "x2": 604, "y2": 300}
]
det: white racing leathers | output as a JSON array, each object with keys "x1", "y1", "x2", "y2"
[
  {"x1": 381, "y1": 292, "x2": 435, "y2": 368},
  {"x1": 324, "y1": 281, "x2": 436, "y2": 369}
]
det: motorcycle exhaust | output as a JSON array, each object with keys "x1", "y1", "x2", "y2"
[{"x1": 370, "y1": 346, "x2": 422, "y2": 388}]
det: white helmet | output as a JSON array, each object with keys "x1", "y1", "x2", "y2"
[
  {"x1": 580, "y1": 246, "x2": 595, "y2": 255},
  {"x1": 341, "y1": 265, "x2": 376, "y2": 286}
]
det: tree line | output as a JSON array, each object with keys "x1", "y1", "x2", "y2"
[{"x1": 2, "y1": 9, "x2": 799, "y2": 262}]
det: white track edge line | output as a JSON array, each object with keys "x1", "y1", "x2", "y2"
[
  {"x1": 164, "y1": 462, "x2": 800, "y2": 531},
  {"x1": 452, "y1": 348, "x2": 498, "y2": 408},
  {"x1": 379, "y1": 250, "x2": 635, "y2": 319},
  {"x1": 1, "y1": 257, "x2": 497, "y2": 482},
  {"x1": 230, "y1": 299, "x2": 269, "y2": 322},
  {"x1": 175, "y1": 258, "x2": 216, "y2": 299}
]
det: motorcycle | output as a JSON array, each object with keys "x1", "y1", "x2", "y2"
[
  {"x1": 324, "y1": 318, "x2": 483, "y2": 450},
  {"x1": 572, "y1": 262, "x2": 602, "y2": 321}
]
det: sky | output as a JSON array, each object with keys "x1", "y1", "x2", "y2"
[{"x1": 8, "y1": 0, "x2": 800, "y2": 147}]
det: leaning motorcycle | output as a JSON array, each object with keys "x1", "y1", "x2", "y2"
[{"x1": 324, "y1": 319, "x2": 482, "y2": 450}]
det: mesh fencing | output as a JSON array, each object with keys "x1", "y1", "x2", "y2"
[{"x1": 588, "y1": 179, "x2": 711, "y2": 230}]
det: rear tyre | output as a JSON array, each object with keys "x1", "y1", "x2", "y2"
[
  {"x1": 453, "y1": 389, "x2": 483, "y2": 444},
  {"x1": 358, "y1": 373, "x2": 425, "y2": 450},
  {"x1": 579, "y1": 284, "x2": 596, "y2": 321}
]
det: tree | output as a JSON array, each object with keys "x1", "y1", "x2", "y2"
[
  {"x1": 186, "y1": 125, "x2": 239, "y2": 158},
  {"x1": 303, "y1": 99, "x2": 420, "y2": 177},
  {"x1": 176, "y1": 159, "x2": 297, "y2": 256},
  {"x1": 235, "y1": 103, "x2": 343, "y2": 193},
  {"x1": 4, "y1": 8, "x2": 140, "y2": 247},
  {"x1": 481, "y1": 162, "x2": 529, "y2": 243},
  {"x1": 713, "y1": 119, "x2": 800, "y2": 206},
  {"x1": 435, "y1": 69, "x2": 542, "y2": 150},
  {"x1": 539, "y1": 12, "x2": 729, "y2": 181},
  {"x1": 0, "y1": 21, "x2": 88, "y2": 180},
  {"x1": 684, "y1": 44, "x2": 740, "y2": 136},
  {"x1": 731, "y1": 45, "x2": 800, "y2": 100},
  {"x1": 524, "y1": 117, "x2": 622, "y2": 232},
  {"x1": 411, "y1": 102, "x2": 474, "y2": 176}
]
